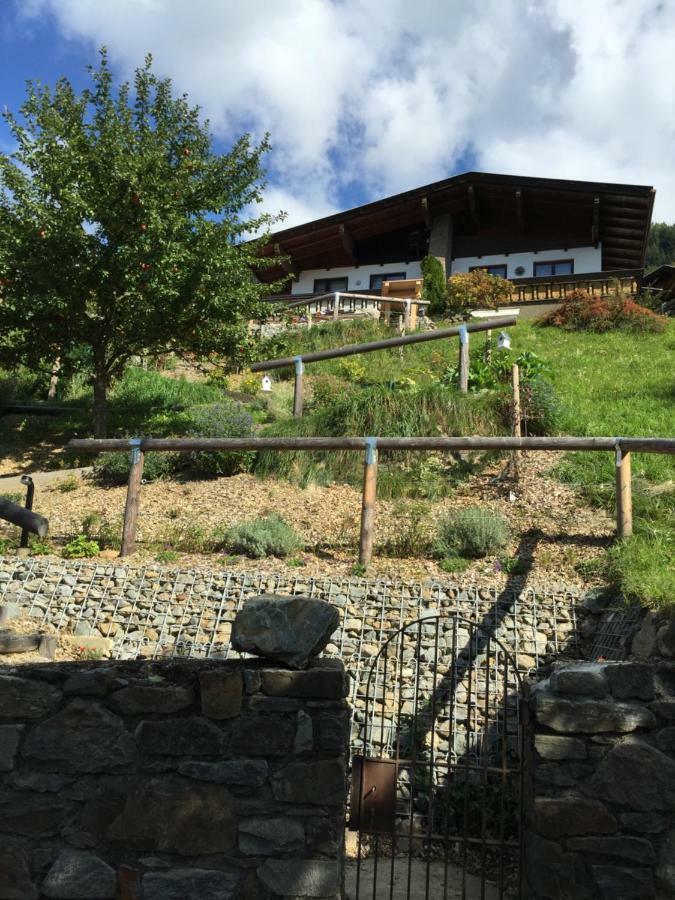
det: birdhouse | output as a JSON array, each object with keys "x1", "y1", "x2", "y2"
[
  {"x1": 498, "y1": 331, "x2": 511, "y2": 351},
  {"x1": 261, "y1": 376, "x2": 272, "y2": 393}
]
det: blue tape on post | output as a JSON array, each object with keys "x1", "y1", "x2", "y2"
[
  {"x1": 615, "y1": 438, "x2": 624, "y2": 467},
  {"x1": 129, "y1": 437, "x2": 142, "y2": 465},
  {"x1": 365, "y1": 437, "x2": 377, "y2": 465},
  {"x1": 459, "y1": 324, "x2": 468, "y2": 346},
  {"x1": 293, "y1": 355, "x2": 304, "y2": 375}
]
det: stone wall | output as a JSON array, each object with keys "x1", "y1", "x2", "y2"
[
  {"x1": 0, "y1": 657, "x2": 349, "y2": 900},
  {"x1": 527, "y1": 659, "x2": 675, "y2": 899}
]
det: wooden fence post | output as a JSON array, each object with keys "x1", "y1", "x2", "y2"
[
  {"x1": 615, "y1": 446, "x2": 633, "y2": 539},
  {"x1": 512, "y1": 364, "x2": 521, "y2": 479},
  {"x1": 484, "y1": 329, "x2": 492, "y2": 363},
  {"x1": 120, "y1": 439, "x2": 144, "y2": 557},
  {"x1": 358, "y1": 438, "x2": 378, "y2": 567},
  {"x1": 293, "y1": 357, "x2": 304, "y2": 419},
  {"x1": 458, "y1": 324, "x2": 469, "y2": 393},
  {"x1": 404, "y1": 300, "x2": 411, "y2": 330}
]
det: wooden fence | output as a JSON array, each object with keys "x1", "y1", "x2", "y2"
[
  {"x1": 67, "y1": 435, "x2": 675, "y2": 564},
  {"x1": 250, "y1": 316, "x2": 518, "y2": 415}
]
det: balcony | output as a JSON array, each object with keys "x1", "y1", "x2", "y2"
[{"x1": 506, "y1": 269, "x2": 642, "y2": 303}]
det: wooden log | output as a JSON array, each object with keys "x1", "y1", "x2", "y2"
[
  {"x1": 0, "y1": 500, "x2": 49, "y2": 538},
  {"x1": 616, "y1": 448, "x2": 633, "y2": 539},
  {"x1": 458, "y1": 325, "x2": 469, "y2": 393},
  {"x1": 0, "y1": 631, "x2": 40, "y2": 654},
  {"x1": 67, "y1": 435, "x2": 675, "y2": 454},
  {"x1": 293, "y1": 357, "x2": 304, "y2": 419},
  {"x1": 358, "y1": 441, "x2": 378, "y2": 567},
  {"x1": 120, "y1": 442, "x2": 144, "y2": 557},
  {"x1": 38, "y1": 634, "x2": 57, "y2": 660},
  {"x1": 250, "y1": 316, "x2": 518, "y2": 372}
]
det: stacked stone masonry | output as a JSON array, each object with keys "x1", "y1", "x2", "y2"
[
  {"x1": 0, "y1": 557, "x2": 593, "y2": 710},
  {"x1": 527, "y1": 659, "x2": 675, "y2": 899},
  {"x1": 0, "y1": 657, "x2": 350, "y2": 900}
]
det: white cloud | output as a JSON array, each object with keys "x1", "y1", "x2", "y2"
[{"x1": 20, "y1": 0, "x2": 675, "y2": 222}]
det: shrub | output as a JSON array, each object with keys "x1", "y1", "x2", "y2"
[
  {"x1": 81, "y1": 512, "x2": 121, "y2": 550},
  {"x1": 93, "y1": 450, "x2": 179, "y2": 485},
  {"x1": 62, "y1": 535, "x2": 100, "y2": 558},
  {"x1": 446, "y1": 270, "x2": 513, "y2": 315},
  {"x1": 155, "y1": 549, "x2": 180, "y2": 563},
  {"x1": 222, "y1": 514, "x2": 303, "y2": 558},
  {"x1": 56, "y1": 475, "x2": 78, "y2": 493},
  {"x1": 442, "y1": 349, "x2": 551, "y2": 391},
  {"x1": 421, "y1": 255, "x2": 448, "y2": 317},
  {"x1": 520, "y1": 378, "x2": 563, "y2": 436},
  {"x1": 310, "y1": 373, "x2": 350, "y2": 410},
  {"x1": 497, "y1": 377, "x2": 563, "y2": 437},
  {"x1": 542, "y1": 290, "x2": 666, "y2": 333},
  {"x1": 438, "y1": 555, "x2": 470, "y2": 573},
  {"x1": 0, "y1": 492, "x2": 22, "y2": 505},
  {"x1": 434, "y1": 507, "x2": 509, "y2": 558},
  {"x1": 186, "y1": 402, "x2": 255, "y2": 476}
]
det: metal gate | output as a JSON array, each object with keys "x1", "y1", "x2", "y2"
[{"x1": 348, "y1": 613, "x2": 528, "y2": 900}]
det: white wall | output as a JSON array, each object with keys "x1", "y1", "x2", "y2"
[
  {"x1": 290, "y1": 261, "x2": 422, "y2": 295},
  {"x1": 450, "y1": 245, "x2": 602, "y2": 278}
]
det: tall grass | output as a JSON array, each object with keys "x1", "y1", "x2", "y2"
[{"x1": 255, "y1": 382, "x2": 502, "y2": 497}]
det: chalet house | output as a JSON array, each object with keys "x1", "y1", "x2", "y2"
[{"x1": 259, "y1": 172, "x2": 655, "y2": 303}]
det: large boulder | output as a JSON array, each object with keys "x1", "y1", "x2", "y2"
[{"x1": 231, "y1": 595, "x2": 339, "y2": 669}]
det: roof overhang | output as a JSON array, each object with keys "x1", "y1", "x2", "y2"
[{"x1": 258, "y1": 171, "x2": 655, "y2": 283}]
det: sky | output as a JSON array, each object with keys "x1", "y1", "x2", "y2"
[{"x1": 1, "y1": 0, "x2": 674, "y2": 228}]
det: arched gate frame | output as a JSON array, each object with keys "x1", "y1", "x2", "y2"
[{"x1": 348, "y1": 613, "x2": 530, "y2": 900}]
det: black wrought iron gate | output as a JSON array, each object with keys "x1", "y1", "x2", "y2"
[{"x1": 348, "y1": 613, "x2": 528, "y2": 900}]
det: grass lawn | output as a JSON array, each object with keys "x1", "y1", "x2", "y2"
[{"x1": 514, "y1": 321, "x2": 675, "y2": 608}]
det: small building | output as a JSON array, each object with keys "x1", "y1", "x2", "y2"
[{"x1": 259, "y1": 172, "x2": 655, "y2": 304}]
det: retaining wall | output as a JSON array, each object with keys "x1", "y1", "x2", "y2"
[
  {"x1": 527, "y1": 658, "x2": 675, "y2": 899},
  {"x1": 0, "y1": 657, "x2": 349, "y2": 900}
]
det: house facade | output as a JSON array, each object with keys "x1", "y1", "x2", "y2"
[{"x1": 259, "y1": 172, "x2": 654, "y2": 299}]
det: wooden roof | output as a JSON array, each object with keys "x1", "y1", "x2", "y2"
[{"x1": 259, "y1": 171, "x2": 655, "y2": 282}]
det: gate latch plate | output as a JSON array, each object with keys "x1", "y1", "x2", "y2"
[{"x1": 349, "y1": 756, "x2": 397, "y2": 834}]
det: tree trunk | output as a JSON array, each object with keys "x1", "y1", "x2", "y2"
[
  {"x1": 92, "y1": 372, "x2": 109, "y2": 438},
  {"x1": 47, "y1": 356, "x2": 61, "y2": 400}
]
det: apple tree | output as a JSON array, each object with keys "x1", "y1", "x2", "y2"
[{"x1": 0, "y1": 49, "x2": 283, "y2": 436}]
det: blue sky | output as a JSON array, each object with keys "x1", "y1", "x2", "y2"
[{"x1": 2, "y1": 1, "x2": 674, "y2": 225}]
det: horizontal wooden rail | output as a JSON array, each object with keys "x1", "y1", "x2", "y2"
[
  {"x1": 67, "y1": 436, "x2": 675, "y2": 454},
  {"x1": 250, "y1": 316, "x2": 518, "y2": 372},
  {"x1": 66, "y1": 433, "x2": 674, "y2": 561}
]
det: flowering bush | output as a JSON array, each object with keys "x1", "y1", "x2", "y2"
[
  {"x1": 446, "y1": 270, "x2": 513, "y2": 314},
  {"x1": 543, "y1": 290, "x2": 666, "y2": 333}
]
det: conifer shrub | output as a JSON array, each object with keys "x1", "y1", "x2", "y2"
[{"x1": 421, "y1": 255, "x2": 449, "y2": 316}]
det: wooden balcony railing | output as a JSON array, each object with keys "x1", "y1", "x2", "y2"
[{"x1": 506, "y1": 269, "x2": 642, "y2": 303}]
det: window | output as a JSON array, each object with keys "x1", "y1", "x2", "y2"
[
  {"x1": 469, "y1": 264, "x2": 508, "y2": 278},
  {"x1": 313, "y1": 276, "x2": 348, "y2": 293},
  {"x1": 534, "y1": 260, "x2": 574, "y2": 277},
  {"x1": 369, "y1": 272, "x2": 406, "y2": 291}
]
